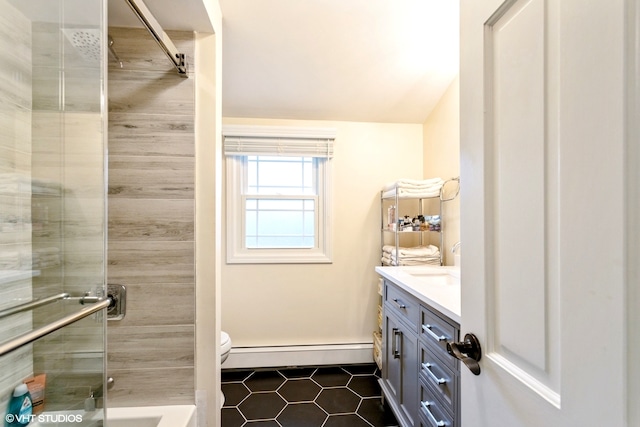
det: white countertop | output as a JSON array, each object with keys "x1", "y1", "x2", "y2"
[{"x1": 375, "y1": 265, "x2": 461, "y2": 324}]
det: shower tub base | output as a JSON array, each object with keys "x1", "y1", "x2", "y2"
[
  {"x1": 107, "y1": 405, "x2": 196, "y2": 427},
  {"x1": 31, "y1": 405, "x2": 196, "y2": 427}
]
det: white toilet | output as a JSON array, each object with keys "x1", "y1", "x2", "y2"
[
  {"x1": 220, "y1": 331, "x2": 232, "y2": 408},
  {"x1": 221, "y1": 331, "x2": 232, "y2": 364}
]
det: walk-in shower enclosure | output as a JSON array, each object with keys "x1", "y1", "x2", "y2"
[{"x1": 0, "y1": 0, "x2": 107, "y2": 422}]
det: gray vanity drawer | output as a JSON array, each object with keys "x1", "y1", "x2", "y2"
[
  {"x1": 385, "y1": 281, "x2": 419, "y2": 331},
  {"x1": 419, "y1": 380, "x2": 457, "y2": 427},
  {"x1": 420, "y1": 342, "x2": 458, "y2": 413},
  {"x1": 420, "y1": 305, "x2": 458, "y2": 369}
]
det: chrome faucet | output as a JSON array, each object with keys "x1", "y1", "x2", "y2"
[
  {"x1": 451, "y1": 241, "x2": 461, "y2": 254},
  {"x1": 84, "y1": 377, "x2": 114, "y2": 412}
]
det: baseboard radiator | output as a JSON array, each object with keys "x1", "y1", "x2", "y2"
[{"x1": 222, "y1": 343, "x2": 374, "y2": 369}]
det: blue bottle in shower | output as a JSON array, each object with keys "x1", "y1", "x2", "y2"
[{"x1": 5, "y1": 384, "x2": 32, "y2": 426}]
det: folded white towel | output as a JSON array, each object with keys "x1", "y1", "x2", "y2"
[
  {"x1": 388, "y1": 182, "x2": 443, "y2": 192},
  {"x1": 381, "y1": 256, "x2": 441, "y2": 266},
  {"x1": 382, "y1": 245, "x2": 440, "y2": 257},
  {"x1": 382, "y1": 177, "x2": 444, "y2": 192},
  {"x1": 382, "y1": 254, "x2": 440, "y2": 262},
  {"x1": 382, "y1": 187, "x2": 442, "y2": 199}
]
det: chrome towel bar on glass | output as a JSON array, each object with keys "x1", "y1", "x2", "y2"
[
  {"x1": 0, "y1": 297, "x2": 111, "y2": 358},
  {"x1": 0, "y1": 292, "x2": 70, "y2": 320},
  {"x1": 0, "y1": 292, "x2": 106, "y2": 320}
]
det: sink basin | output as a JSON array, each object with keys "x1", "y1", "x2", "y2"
[
  {"x1": 408, "y1": 271, "x2": 450, "y2": 277},
  {"x1": 400, "y1": 266, "x2": 460, "y2": 285}
]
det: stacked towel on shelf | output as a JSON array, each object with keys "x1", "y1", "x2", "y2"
[
  {"x1": 381, "y1": 245, "x2": 440, "y2": 266},
  {"x1": 382, "y1": 177, "x2": 444, "y2": 199}
]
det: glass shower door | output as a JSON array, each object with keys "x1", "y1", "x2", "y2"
[{"x1": 0, "y1": 0, "x2": 107, "y2": 425}]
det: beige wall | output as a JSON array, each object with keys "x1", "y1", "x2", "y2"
[
  {"x1": 106, "y1": 27, "x2": 196, "y2": 407},
  {"x1": 422, "y1": 76, "x2": 460, "y2": 265},
  {"x1": 221, "y1": 118, "x2": 424, "y2": 347}
]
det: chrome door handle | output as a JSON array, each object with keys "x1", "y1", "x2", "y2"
[
  {"x1": 392, "y1": 298, "x2": 406, "y2": 309},
  {"x1": 421, "y1": 362, "x2": 447, "y2": 385},
  {"x1": 447, "y1": 333, "x2": 482, "y2": 375},
  {"x1": 422, "y1": 324, "x2": 448, "y2": 342},
  {"x1": 420, "y1": 401, "x2": 447, "y2": 427},
  {"x1": 392, "y1": 328, "x2": 401, "y2": 358}
]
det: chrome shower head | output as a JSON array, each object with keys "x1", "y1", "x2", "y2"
[{"x1": 62, "y1": 28, "x2": 101, "y2": 63}]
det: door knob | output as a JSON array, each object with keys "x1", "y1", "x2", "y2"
[{"x1": 447, "y1": 333, "x2": 482, "y2": 375}]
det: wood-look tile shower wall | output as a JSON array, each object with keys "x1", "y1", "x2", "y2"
[
  {"x1": 106, "y1": 27, "x2": 196, "y2": 407},
  {"x1": 0, "y1": 0, "x2": 32, "y2": 412}
]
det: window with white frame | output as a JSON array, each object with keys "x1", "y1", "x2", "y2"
[{"x1": 224, "y1": 125, "x2": 335, "y2": 263}]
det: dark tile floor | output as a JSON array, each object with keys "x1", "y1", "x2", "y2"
[{"x1": 221, "y1": 363, "x2": 398, "y2": 427}]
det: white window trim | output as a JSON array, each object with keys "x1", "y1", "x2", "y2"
[{"x1": 224, "y1": 126, "x2": 334, "y2": 264}]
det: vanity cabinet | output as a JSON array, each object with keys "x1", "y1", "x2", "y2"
[
  {"x1": 382, "y1": 284, "x2": 419, "y2": 426},
  {"x1": 380, "y1": 278, "x2": 460, "y2": 427}
]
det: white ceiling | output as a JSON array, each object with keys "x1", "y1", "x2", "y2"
[{"x1": 108, "y1": 0, "x2": 460, "y2": 123}]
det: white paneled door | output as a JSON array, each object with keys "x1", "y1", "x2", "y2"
[{"x1": 460, "y1": 0, "x2": 628, "y2": 425}]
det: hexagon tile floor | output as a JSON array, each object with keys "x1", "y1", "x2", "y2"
[{"x1": 221, "y1": 363, "x2": 399, "y2": 427}]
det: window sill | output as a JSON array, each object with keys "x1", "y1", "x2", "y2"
[{"x1": 226, "y1": 249, "x2": 332, "y2": 264}]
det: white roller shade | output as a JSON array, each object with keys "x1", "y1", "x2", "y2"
[{"x1": 223, "y1": 125, "x2": 336, "y2": 158}]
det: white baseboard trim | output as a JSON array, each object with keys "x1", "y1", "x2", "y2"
[{"x1": 222, "y1": 343, "x2": 374, "y2": 369}]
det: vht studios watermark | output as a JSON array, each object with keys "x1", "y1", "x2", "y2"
[{"x1": 5, "y1": 413, "x2": 84, "y2": 424}]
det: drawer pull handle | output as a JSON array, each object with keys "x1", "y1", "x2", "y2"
[
  {"x1": 421, "y1": 400, "x2": 448, "y2": 427},
  {"x1": 392, "y1": 298, "x2": 407, "y2": 309},
  {"x1": 422, "y1": 324, "x2": 448, "y2": 342},
  {"x1": 393, "y1": 328, "x2": 402, "y2": 358},
  {"x1": 422, "y1": 362, "x2": 447, "y2": 385}
]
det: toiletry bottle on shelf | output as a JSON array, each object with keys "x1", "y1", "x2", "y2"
[
  {"x1": 24, "y1": 375, "x2": 45, "y2": 415},
  {"x1": 387, "y1": 205, "x2": 396, "y2": 230},
  {"x1": 5, "y1": 384, "x2": 32, "y2": 427}
]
